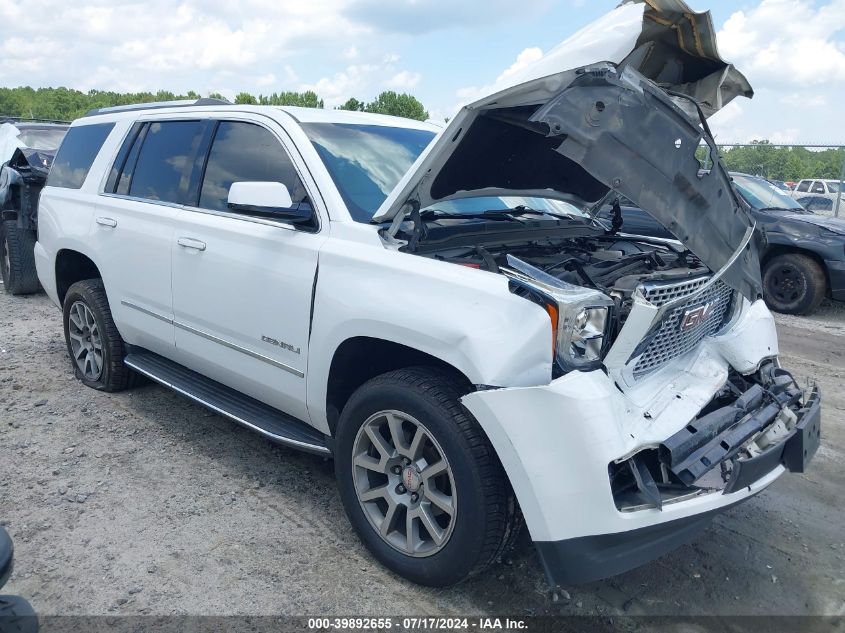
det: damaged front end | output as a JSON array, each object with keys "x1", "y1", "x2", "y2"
[
  {"x1": 0, "y1": 147, "x2": 55, "y2": 230},
  {"x1": 610, "y1": 361, "x2": 821, "y2": 512}
]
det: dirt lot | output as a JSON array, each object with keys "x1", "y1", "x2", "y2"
[{"x1": 1, "y1": 290, "x2": 844, "y2": 617}]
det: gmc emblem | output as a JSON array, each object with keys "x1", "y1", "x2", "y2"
[{"x1": 679, "y1": 302, "x2": 714, "y2": 331}]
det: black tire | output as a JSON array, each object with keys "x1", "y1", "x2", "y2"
[
  {"x1": 0, "y1": 596, "x2": 39, "y2": 633},
  {"x1": 62, "y1": 279, "x2": 133, "y2": 392},
  {"x1": 0, "y1": 221, "x2": 40, "y2": 295},
  {"x1": 335, "y1": 366, "x2": 521, "y2": 586},
  {"x1": 762, "y1": 253, "x2": 827, "y2": 315}
]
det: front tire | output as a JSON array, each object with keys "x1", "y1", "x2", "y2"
[
  {"x1": 62, "y1": 279, "x2": 133, "y2": 392},
  {"x1": 762, "y1": 253, "x2": 827, "y2": 315},
  {"x1": 0, "y1": 221, "x2": 40, "y2": 295},
  {"x1": 335, "y1": 367, "x2": 520, "y2": 586}
]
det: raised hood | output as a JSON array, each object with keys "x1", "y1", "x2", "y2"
[{"x1": 374, "y1": 0, "x2": 762, "y2": 300}]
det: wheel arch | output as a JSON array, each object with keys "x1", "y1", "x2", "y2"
[
  {"x1": 324, "y1": 336, "x2": 475, "y2": 437},
  {"x1": 55, "y1": 249, "x2": 102, "y2": 305}
]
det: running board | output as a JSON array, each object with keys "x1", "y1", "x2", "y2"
[{"x1": 124, "y1": 350, "x2": 331, "y2": 456}]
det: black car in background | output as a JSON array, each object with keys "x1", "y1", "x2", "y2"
[
  {"x1": 598, "y1": 173, "x2": 845, "y2": 315},
  {"x1": 0, "y1": 119, "x2": 69, "y2": 295}
]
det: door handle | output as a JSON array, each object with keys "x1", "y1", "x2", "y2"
[
  {"x1": 96, "y1": 217, "x2": 117, "y2": 228},
  {"x1": 177, "y1": 237, "x2": 207, "y2": 251}
]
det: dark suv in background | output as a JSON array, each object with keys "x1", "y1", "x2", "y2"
[
  {"x1": 598, "y1": 172, "x2": 845, "y2": 315},
  {"x1": 0, "y1": 119, "x2": 69, "y2": 294}
]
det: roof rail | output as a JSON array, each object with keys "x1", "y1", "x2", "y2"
[
  {"x1": 0, "y1": 116, "x2": 72, "y2": 125},
  {"x1": 83, "y1": 97, "x2": 232, "y2": 118}
]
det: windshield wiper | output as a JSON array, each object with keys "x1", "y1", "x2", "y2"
[{"x1": 420, "y1": 206, "x2": 582, "y2": 223}]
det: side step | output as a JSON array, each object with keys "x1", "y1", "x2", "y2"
[{"x1": 124, "y1": 349, "x2": 331, "y2": 456}]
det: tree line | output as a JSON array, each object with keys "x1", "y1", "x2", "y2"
[
  {"x1": 0, "y1": 86, "x2": 429, "y2": 122},
  {"x1": 2, "y1": 87, "x2": 841, "y2": 182}
]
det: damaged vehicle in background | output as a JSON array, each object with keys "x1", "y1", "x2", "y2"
[
  {"x1": 34, "y1": 0, "x2": 820, "y2": 589},
  {"x1": 597, "y1": 173, "x2": 845, "y2": 314},
  {"x1": 0, "y1": 119, "x2": 68, "y2": 294}
]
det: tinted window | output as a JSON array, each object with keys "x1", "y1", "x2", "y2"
[
  {"x1": 302, "y1": 122, "x2": 435, "y2": 222},
  {"x1": 828, "y1": 181, "x2": 840, "y2": 193},
  {"x1": 811, "y1": 181, "x2": 826, "y2": 194},
  {"x1": 198, "y1": 121, "x2": 307, "y2": 211},
  {"x1": 47, "y1": 123, "x2": 114, "y2": 189},
  {"x1": 796, "y1": 181, "x2": 810, "y2": 192},
  {"x1": 129, "y1": 121, "x2": 204, "y2": 203}
]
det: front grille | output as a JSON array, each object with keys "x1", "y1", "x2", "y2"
[{"x1": 632, "y1": 278, "x2": 735, "y2": 379}]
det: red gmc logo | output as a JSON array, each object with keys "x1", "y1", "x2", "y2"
[{"x1": 679, "y1": 302, "x2": 714, "y2": 331}]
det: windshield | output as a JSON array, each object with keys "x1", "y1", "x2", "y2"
[
  {"x1": 732, "y1": 174, "x2": 804, "y2": 211},
  {"x1": 17, "y1": 127, "x2": 67, "y2": 151},
  {"x1": 303, "y1": 122, "x2": 436, "y2": 222},
  {"x1": 828, "y1": 182, "x2": 841, "y2": 193}
]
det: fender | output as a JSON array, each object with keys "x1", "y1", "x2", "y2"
[{"x1": 306, "y1": 235, "x2": 554, "y2": 434}]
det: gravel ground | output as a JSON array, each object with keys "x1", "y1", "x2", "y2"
[{"x1": 1, "y1": 291, "x2": 843, "y2": 617}]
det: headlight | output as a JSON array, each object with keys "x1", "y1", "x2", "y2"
[
  {"x1": 551, "y1": 297, "x2": 614, "y2": 371},
  {"x1": 503, "y1": 255, "x2": 615, "y2": 373}
]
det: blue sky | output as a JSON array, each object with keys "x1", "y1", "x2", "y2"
[{"x1": 1, "y1": 0, "x2": 844, "y2": 143}]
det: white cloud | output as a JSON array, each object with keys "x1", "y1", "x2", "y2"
[
  {"x1": 386, "y1": 70, "x2": 422, "y2": 90},
  {"x1": 718, "y1": 0, "x2": 845, "y2": 87},
  {"x1": 711, "y1": 0, "x2": 845, "y2": 143},
  {"x1": 454, "y1": 46, "x2": 544, "y2": 109}
]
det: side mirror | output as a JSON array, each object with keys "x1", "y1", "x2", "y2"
[{"x1": 227, "y1": 182, "x2": 314, "y2": 225}]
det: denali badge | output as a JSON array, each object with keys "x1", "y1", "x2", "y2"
[
  {"x1": 261, "y1": 335, "x2": 301, "y2": 355},
  {"x1": 679, "y1": 303, "x2": 714, "y2": 331}
]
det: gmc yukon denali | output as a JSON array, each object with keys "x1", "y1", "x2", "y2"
[{"x1": 35, "y1": 0, "x2": 821, "y2": 588}]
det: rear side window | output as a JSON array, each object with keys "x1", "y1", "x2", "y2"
[
  {"x1": 197, "y1": 121, "x2": 307, "y2": 211},
  {"x1": 127, "y1": 121, "x2": 205, "y2": 204},
  {"x1": 796, "y1": 181, "x2": 810, "y2": 192},
  {"x1": 47, "y1": 123, "x2": 114, "y2": 189}
]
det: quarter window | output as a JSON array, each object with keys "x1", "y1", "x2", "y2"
[
  {"x1": 47, "y1": 123, "x2": 114, "y2": 189},
  {"x1": 198, "y1": 121, "x2": 307, "y2": 212},
  {"x1": 128, "y1": 121, "x2": 205, "y2": 204}
]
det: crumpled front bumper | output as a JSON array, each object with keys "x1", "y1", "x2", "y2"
[{"x1": 460, "y1": 299, "x2": 821, "y2": 585}]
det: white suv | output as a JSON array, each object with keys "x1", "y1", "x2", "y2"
[{"x1": 35, "y1": 1, "x2": 820, "y2": 588}]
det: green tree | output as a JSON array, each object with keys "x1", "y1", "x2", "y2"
[
  {"x1": 337, "y1": 97, "x2": 365, "y2": 112},
  {"x1": 257, "y1": 91, "x2": 323, "y2": 108},
  {"x1": 365, "y1": 91, "x2": 428, "y2": 121},
  {"x1": 234, "y1": 92, "x2": 258, "y2": 105}
]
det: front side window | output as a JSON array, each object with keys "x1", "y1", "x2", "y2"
[
  {"x1": 47, "y1": 123, "x2": 114, "y2": 189},
  {"x1": 129, "y1": 121, "x2": 205, "y2": 204},
  {"x1": 198, "y1": 121, "x2": 307, "y2": 211},
  {"x1": 811, "y1": 181, "x2": 826, "y2": 194}
]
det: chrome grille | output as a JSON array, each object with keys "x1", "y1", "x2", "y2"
[{"x1": 632, "y1": 278, "x2": 735, "y2": 379}]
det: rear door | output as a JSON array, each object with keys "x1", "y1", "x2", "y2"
[
  {"x1": 170, "y1": 116, "x2": 327, "y2": 422},
  {"x1": 92, "y1": 118, "x2": 206, "y2": 356}
]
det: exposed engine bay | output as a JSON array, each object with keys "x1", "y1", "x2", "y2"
[{"x1": 425, "y1": 234, "x2": 710, "y2": 330}]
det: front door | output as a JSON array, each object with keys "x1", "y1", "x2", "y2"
[{"x1": 171, "y1": 118, "x2": 326, "y2": 422}]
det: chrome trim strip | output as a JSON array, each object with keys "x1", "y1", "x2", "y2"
[
  {"x1": 121, "y1": 301, "x2": 304, "y2": 378},
  {"x1": 173, "y1": 321, "x2": 305, "y2": 378},
  {"x1": 124, "y1": 359, "x2": 330, "y2": 455},
  {"x1": 120, "y1": 300, "x2": 173, "y2": 324}
]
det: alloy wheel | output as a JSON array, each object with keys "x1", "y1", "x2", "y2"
[
  {"x1": 67, "y1": 301, "x2": 104, "y2": 380},
  {"x1": 351, "y1": 410, "x2": 457, "y2": 557}
]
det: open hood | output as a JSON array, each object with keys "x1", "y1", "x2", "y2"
[{"x1": 374, "y1": 0, "x2": 762, "y2": 300}]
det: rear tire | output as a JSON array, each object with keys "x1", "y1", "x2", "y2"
[
  {"x1": 0, "y1": 221, "x2": 40, "y2": 295},
  {"x1": 334, "y1": 366, "x2": 521, "y2": 586},
  {"x1": 762, "y1": 253, "x2": 827, "y2": 315},
  {"x1": 62, "y1": 279, "x2": 133, "y2": 392}
]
